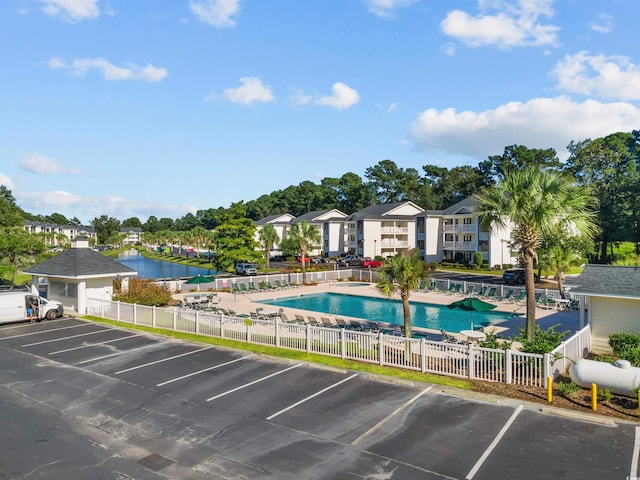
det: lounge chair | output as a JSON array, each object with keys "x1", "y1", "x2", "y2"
[
  {"x1": 239, "y1": 283, "x2": 249, "y2": 293},
  {"x1": 475, "y1": 286, "x2": 488, "y2": 297},
  {"x1": 334, "y1": 318, "x2": 352, "y2": 329},
  {"x1": 512, "y1": 290, "x2": 526, "y2": 303},
  {"x1": 279, "y1": 313, "x2": 290, "y2": 322},
  {"x1": 427, "y1": 281, "x2": 438, "y2": 292},
  {"x1": 367, "y1": 321, "x2": 381, "y2": 333},
  {"x1": 441, "y1": 329, "x2": 465, "y2": 344},
  {"x1": 295, "y1": 314, "x2": 306, "y2": 324},
  {"x1": 484, "y1": 287, "x2": 497, "y2": 299},
  {"x1": 500, "y1": 289, "x2": 514, "y2": 302},
  {"x1": 464, "y1": 285, "x2": 475, "y2": 296},
  {"x1": 307, "y1": 316, "x2": 321, "y2": 327},
  {"x1": 321, "y1": 317, "x2": 335, "y2": 328}
]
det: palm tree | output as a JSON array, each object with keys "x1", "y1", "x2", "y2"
[
  {"x1": 475, "y1": 167, "x2": 597, "y2": 341},
  {"x1": 377, "y1": 250, "x2": 429, "y2": 338},
  {"x1": 287, "y1": 221, "x2": 321, "y2": 285},
  {"x1": 258, "y1": 224, "x2": 279, "y2": 270}
]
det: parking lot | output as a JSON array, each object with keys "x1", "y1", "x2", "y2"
[{"x1": 1, "y1": 317, "x2": 638, "y2": 479}]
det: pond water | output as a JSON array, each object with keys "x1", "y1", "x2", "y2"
[{"x1": 116, "y1": 252, "x2": 220, "y2": 279}]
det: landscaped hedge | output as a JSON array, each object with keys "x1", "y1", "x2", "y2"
[{"x1": 609, "y1": 332, "x2": 640, "y2": 366}]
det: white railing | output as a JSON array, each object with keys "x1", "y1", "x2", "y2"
[
  {"x1": 549, "y1": 325, "x2": 591, "y2": 378},
  {"x1": 85, "y1": 296, "x2": 583, "y2": 387}
]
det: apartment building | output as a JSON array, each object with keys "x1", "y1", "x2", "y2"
[
  {"x1": 345, "y1": 202, "x2": 423, "y2": 258},
  {"x1": 415, "y1": 196, "x2": 515, "y2": 267},
  {"x1": 23, "y1": 220, "x2": 97, "y2": 246}
]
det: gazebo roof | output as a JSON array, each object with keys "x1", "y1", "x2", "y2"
[{"x1": 24, "y1": 237, "x2": 137, "y2": 279}]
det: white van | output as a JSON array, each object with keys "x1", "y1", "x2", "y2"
[{"x1": 0, "y1": 287, "x2": 64, "y2": 324}]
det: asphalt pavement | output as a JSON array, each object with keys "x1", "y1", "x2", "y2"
[{"x1": 0, "y1": 317, "x2": 637, "y2": 479}]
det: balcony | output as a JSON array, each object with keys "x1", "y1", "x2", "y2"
[
  {"x1": 380, "y1": 240, "x2": 409, "y2": 248},
  {"x1": 443, "y1": 223, "x2": 476, "y2": 233},
  {"x1": 443, "y1": 241, "x2": 476, "y2": 250},
  {"x1": 380, "y1": 226, "x2": 409, "y2": 234}
]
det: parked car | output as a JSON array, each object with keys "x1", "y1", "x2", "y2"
[
  {"x1": 362, "y1": 257, "x2": 383, "y2": 268},
  {"x1": 503, "y1": 267, "x2": 539, "y2": 284},
  {"x1": 338, "y1": 255, "x2": 363, "y2": 267},
  {"x1": 235, "y1": 263, "x2": 257, "y2": 275}
]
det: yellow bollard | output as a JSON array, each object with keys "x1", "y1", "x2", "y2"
[
  {"x1": 547, "y1": 376, "x2": 553, "y2": 403},
  {"x1": 591, "y1": 383, "x2": 597, "y2": 411}
]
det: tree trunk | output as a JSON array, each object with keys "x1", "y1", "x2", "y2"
[
  {"x1": 524, "y1": 254, "x2": 537, "y2": 342},
  {"x1": 402, "y1": 293, "x2": 411, "y2": 338},
  {"x1": 301, "y1": 250, "x2": 307, "y2": 285},
  {"x1": 556, "y1": 269, "x2": 565, "y2": 299}
]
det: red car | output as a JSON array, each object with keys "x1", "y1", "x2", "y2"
[{"x1": 362, "y1": 257, "x2": 383, "y2": 268}]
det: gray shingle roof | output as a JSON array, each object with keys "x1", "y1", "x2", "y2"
[
  {"x1": 348, "y1": 201, "x2": 423, "y2": 220},
  {"x1": 24, "y1": 248, "x2": 136, "y2": 278},
  {"x1": 565, "y1": 264, "x2": 640, "y2": 299},
  {"x1": 294, "y1": 209, "x2": 347, "y2": 222}
]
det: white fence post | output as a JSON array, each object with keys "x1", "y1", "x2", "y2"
[
  {"x1": 379, "y1": 332, "x2": 384, "y2": 366},
  {"x1": 505, "y1": 349, "x2": 512, "y2": 384},
  {"x1": 172, "y1": 309, "x2": 177, "y2": 330},
  {"x1": 275, "y1": 321, "x2": 280, "y2": 347},
  {"x1": 421, "y1": 338, "x2": 426, "y2": 373},
  {"x1": 543, "y1": 353, "x2": 550, "y2": 388},
  {"x1": 468, "y1": 343, "x2": 475, "y2": 379},
  {"x1": 306, "y1": 324, "x2": 311, "y2": 353},
  {"x1": 340, "y1": 328, "x2": 346, "y2": 359},
  {"x1": 152, "y1": 306, "x2": 156, "y2": 328}
]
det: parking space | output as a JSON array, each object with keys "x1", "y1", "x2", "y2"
[{"x1": 0, "y1": 318, "x2": 638, "y2": 479}]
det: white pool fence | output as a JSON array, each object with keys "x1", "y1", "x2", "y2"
[{"x1": 86, "y1": 297, "x2": 590, "y2": 388}]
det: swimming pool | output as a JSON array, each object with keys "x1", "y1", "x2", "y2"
[{"x1": 258, "y1": 292, "x2": 518, "y2": 333}]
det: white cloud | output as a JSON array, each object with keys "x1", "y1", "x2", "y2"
[
  {"x1": 410, "y1": 96, "x2": 640, "y2": 161},
  {"x1": 39, "y1": 0, "x2": 100, "y2": 22},
  {"x1": 0, "y1": 173, "x2": 15, "y2": 190},
  {"x1": 289, "y1": 88, "x2": 313, "y2": 106},
  {"x1": 221, "y1": 77, "x2": 274, "y2": 105},
  {"x1": 553, "y1": 51, "x2": 640, "y2": 101},
  {"x1": 363, "y1": 0, "x2": 419, "y2": 19},
  {"x1": 590, "y1": 12, "x2": 613, "y2": 34},
  {"x1": 441, "y1": 0, "x2": 559, "y2": 49},
  {"x1": 20, "y1": 153, "x2": 68, "y2": 174},
  {"x1": 315, "y1": 82, "x2": 360, "y2": 110},
  {"x1": 16, "y1": 190, "x2": 197, "y2": 223},
  {"x1": 48, "y1": 57, "x2": 168, "y2": 82},
  {"x1": 386, "y1": 102, "x2": 398, "y2": 113},
  {"x1": 190, "y1": 0, "x2": 240, "y2": 27}
]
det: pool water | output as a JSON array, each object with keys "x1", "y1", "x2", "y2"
[{"x1": 258, "y1": 292, "x2": 518, "y2": 333}]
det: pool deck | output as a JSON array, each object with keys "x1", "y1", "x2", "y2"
[{"x1": 172, "y1": 281, "x2": 582, "y2": 342}]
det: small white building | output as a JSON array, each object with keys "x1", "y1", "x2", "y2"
[
  {"x1": 23, "y1": 236, "x2": 137, "y2": 315},
  {"x1": 293, "y1": 209, "x2": 348, "y2": 257},
  {"x1": 566, "y1": 265, "x2": 640, "y2": 354}
]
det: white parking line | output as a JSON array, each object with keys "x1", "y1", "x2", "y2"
[
  {"x1": 267, "y1": 373, "x2": 359, "y2": 421},
  {"x1": 206, "y1": 363, "x2": 303, "y2": 401},
  {"x1": 0, "y1": 324, "x2": 89, "y2": 340},
  {"x1": 22, "y1": 329, "x2": 112, "y2": 347},
  {"x1": 630, "y1": 426, "x2": 640, "y2": 479},
  {"x1": 115, "y1": 346, "x2": 211, "y2": 374},
  {"x1": 49, "y1": 334, "x2": 140, "y2": 355},
  {"x1": 351, "y1": 386, "x2": 432, "y2": 445},
  {"x1": 157, "y1": 354, "x2": 255, "y2": 386},
  {"x1": 466, "y1": 404, "x2": 523, "y2": 479},
  {"x1": 75, "y1": 344, "x2": 156, "y2": 365}
]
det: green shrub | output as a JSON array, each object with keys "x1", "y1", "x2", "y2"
[
  {"x1": 479, "y1": 329, "x2": 512, "y2": 350},
  {"x1": 473, "y1": 252, "x2": 483, "y2": 266},
  {"x1": 429, "y1": 262, "x2": 438, "y2": 270},
  {"x1": 609, "y1": 332, "x2": 640, "y2": 366},
  {"x1": 557, "y1": 380, "x2": 580, "y2": 397},
  {"x1": 113, "y1": 278, "x2": 172, "y2": 307},
  {"x1": 516, "y1": 324, "x2": 568, "y2": 354},
  {"x1": 597, "y1": 388, "x2": 613, "y2": 402}
]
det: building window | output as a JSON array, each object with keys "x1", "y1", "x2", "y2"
[
  {"x1": 463, "y1": 235, "x2": 472, "y2": 242},
  {"x1": 463, "y1": 217, "x2": 472, "y2": 225}
]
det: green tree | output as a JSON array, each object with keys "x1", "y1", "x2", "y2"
[
  {"x1": 365, "y1": 159, "x2": 421, "y2": 204},
  {"x1": 0, "y1": 227, "x2": 45, "y2": 286},
  {"x1": 91, "y1": 215, "x2": 121, "y2": 244},
  {"x1": 286, "y1": 220, "x2": 320, "y2": 284},
  {"x1": 565, "y1": 132, "x2": 640, "y2": 261},
  {"x1": 211, "y1": 202, "x2": 258, "y2": 272},
  {"x1": 377, "y1": 250, "x2": 429, "y2": 338},
  {"x1": 122, "y1": 217, "x2": 142, "y2": 228},
  {"x1": 0, "y1": 186, "x2": 24, "y2": 227},
  {"x1": 322, "y1": 172, "x2": 375, "y2": 214},
  {"x1": 479, "y1": 145, "x2": 562, "y2": 181},
  {"x1": 475, "y1": 167, "x2": 597, "y2": 341},
  {"x1": 259, "y1": 224, "x2": 279, "y2": 270}
]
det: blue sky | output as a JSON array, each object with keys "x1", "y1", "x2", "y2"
[{"x1": 2, "y1": 0, "x2": 639, "y2": 224}]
